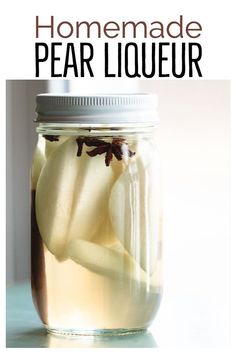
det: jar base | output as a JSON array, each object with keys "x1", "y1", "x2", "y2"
[{"x1": 45, "y1": 325, "x2": 147, "y2": 337}]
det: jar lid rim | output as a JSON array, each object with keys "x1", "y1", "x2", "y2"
[{"x1": 35, "y1": 93, "x2": 159, "y2": 124}]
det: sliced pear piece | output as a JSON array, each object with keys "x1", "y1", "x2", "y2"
[
  {"x1": 36, "y1": 137, "x2": 115, "y2": 258},
  {"x1": 36, "y1": 138, "x2": 79, "y2": 258},
  {"x1": 67, "y1": 238, "x2": 149, "y2": 284},
  {"x1": 31, "y1": 145, "x2": 46, "y2": 190},
  {"x1": 109, "y1": 140, "x2": 161, "y2": 274}
]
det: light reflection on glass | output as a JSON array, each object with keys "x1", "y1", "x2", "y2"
[{"x1": 47, "y1": 330, "x2": 157, "y2": 348}]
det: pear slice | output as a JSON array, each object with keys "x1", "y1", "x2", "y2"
[
  {"x1": 109, "y1": 140, "x2": 161, "y2": 274},
  {"x1": 67, "y1": 238, "x2": 149, "y2": 284},
  {"x1": 31, "y1": 145, "x2": 46, "y2": 190},
  {"x1": 36, "y1": 137, "x2": 115, "y2": 258}
]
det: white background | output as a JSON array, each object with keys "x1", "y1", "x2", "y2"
[{"x1": 1, "y1": 0, "x2": 236, "y2": 353}]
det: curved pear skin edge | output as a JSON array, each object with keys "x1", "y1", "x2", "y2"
[
  {"x1": 66, "y1": 238, "x2": 158, "y2": 288},
  {"x1": 31, "y1": 145, "x2": 46, "y2": 190}
]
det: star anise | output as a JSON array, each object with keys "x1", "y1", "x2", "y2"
[
  {"x1": 75, "y1": 137, "x2": 135, "y2": 166},
  {"x1": 75, "y1": 137, "x2": 86, "y2": 156},
  {"x1": 43, "y1": 135, "x2": 60, "y2": 142}
]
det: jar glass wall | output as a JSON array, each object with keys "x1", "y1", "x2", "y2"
[{"x1": 31, "y1": 95, "x2": 162, "y2": 336}]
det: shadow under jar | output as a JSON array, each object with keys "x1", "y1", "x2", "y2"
[{"x1": 31, "y1": 94, "x2": 162, "y2": 336}]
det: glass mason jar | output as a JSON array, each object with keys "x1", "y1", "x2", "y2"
[{"x1": 31, "y1": 94, "x2": 162, "y2": 336}]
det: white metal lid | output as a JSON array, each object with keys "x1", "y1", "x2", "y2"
[{"x1": 35, "y1": 94, "x2": 159, "y2": 124}]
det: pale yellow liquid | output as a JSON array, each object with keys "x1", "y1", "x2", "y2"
[{"x1": 42, "y1": 247, "x2": 161, "y2": 332}]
